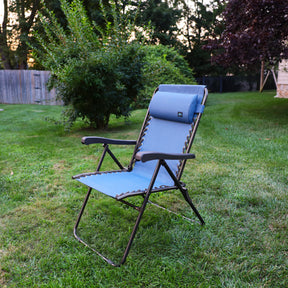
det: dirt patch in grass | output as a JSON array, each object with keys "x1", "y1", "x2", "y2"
[
  {"x1": 53, "y1": 160, "x2": 67, "y2": 172},
  {"x1": 0, "y1": 269, "x2": 7, "y2": 288}
]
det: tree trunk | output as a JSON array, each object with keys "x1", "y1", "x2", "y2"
[
  {"x1": 0, "y1": 0, "x2": 12, "y2": 69},
  {"x1": 94, "y1": 113, "x2": 110, "y2": 129},
  {"x1": 0, "y1": 45, "x2": 12, "y2": 69}
]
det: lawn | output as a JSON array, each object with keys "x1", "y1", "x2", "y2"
[{"x1": 0, "y1": 91, "x2": 287, "y2": 287}]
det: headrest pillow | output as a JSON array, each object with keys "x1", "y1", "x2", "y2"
[{"x1": 149, "y1": 91, "x2": 198, "y2": 123}]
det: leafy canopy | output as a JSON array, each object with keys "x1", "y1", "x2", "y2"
[{"x1": 206, "y1": 0, "x2": 288, "y2": 71}]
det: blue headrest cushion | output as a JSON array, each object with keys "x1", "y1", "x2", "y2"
[{"x1": 149, "y1": 91, "x2": 198, "y2": 123}]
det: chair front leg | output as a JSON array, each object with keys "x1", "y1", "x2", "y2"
[
  {"x1": 73, "y1": 187, "x2": 93, "y2": 245},
  {"x1": 73, "y1": 159, "x2": 163, "y2": 267},
  {"x1": 120, "y1": 159, "x2": 163, "y2": 265}
]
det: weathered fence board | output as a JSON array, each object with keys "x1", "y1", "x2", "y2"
[{"x1": 0, "y1": 70, "x2": 61, "y2": 105}]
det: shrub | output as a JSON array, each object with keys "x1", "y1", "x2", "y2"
[
  {"x1": 32, "y1": 0, "x2": 145, "y2": 129},
  {"x1": 137, "y1": 45, "x2": 196, "y2": 108},
  {"x1": 31, "y1": 0, "x2": 195, "y2": 128},
  {"x1": 54, "y1": 44, "x2": 144, "y2": 128}
]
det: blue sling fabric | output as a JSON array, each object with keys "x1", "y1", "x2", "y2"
[
  {"x1": 77, "y1": 118, "x2": 192, "y2": 198},
  {"x1": 76, "y1": 85, "x2": 206, "y2": 199}
]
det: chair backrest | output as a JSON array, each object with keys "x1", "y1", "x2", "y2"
[{"x1": 131, "y1": 84, "x2": 207, "y2": 185}]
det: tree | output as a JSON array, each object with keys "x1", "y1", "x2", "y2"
[
  {"x1": 0, "y1": 0, "x2": 143, "y2": 70},
  {"x1": 206, "y1": 0, "x2": 288, "y2": 74},
  {"x1": 0, "y1": 0, "x2": 66, "y2": 69},
  {"x1": 0, "y1": 0, "x2": 10, "y2": 69},
  {"x1": 11, "y1": 0, "x2": 42, "y2": 69},
  {"x1": 0, "y1": 0, "x2": 42, "y2": 69},
  {"x1": 32, "y1": 0, "x2": 145, "y2": 129},
  {"x1": 135, "y1": 0, "x2": 182, "y2": 47},
  {"x1": 181, "y1": 0, "x2": 226, "y2": 77},
  {"x1": 138, "y1": 44, "x2": 196, "y2": 107}
]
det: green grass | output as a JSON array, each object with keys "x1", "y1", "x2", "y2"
[{"x1": 0, "y1": 91, "x2": 287, "y2": 287}]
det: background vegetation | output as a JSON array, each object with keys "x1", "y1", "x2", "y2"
[
  {"x1": 32, "y1": 0, "x2": 195, "y2": 129},
  {"x1": 1, "y1": 91, "x2": 287, "y2": 287},
  {"x1": 206, "y1": 0, "x2": 288, "y2": 72},
  {"x1": 2, "y1": 1, "x2": 287, "y2": 128},
  {"x1": 1, "y1": 0, "x2": 225, "y2": 77},
  {"x1": 1, "y1": 0, "x2": 287, "y2": 77}
]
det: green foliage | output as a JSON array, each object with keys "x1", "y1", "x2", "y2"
[
  {"x1": 1, "y1": 0, "x2": 42, "y2": 69},
  {"x1": 138, "y1": 45, "x2": 196, "y2": 107},
  {"x1": 135, "y1": 0, "x2": 182, "y2": 47},
  {"x1": 31, "y1": 0, "x2": 195, "y2": 128},
  {"x1": 182, "y1": 0, "x2": 226, "y2": 77},
  {"x1": 55, "y1": 44, "x2": 144, "y2": 128},
  {"x1": 32, "y1": 0, "x2": 145, "y2": 129}
]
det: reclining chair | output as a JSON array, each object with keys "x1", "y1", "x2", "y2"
[{"x1": 73, "y1": 84, "x2": 208, "y2": 266}]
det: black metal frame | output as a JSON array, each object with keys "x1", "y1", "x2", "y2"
[{"x1": 73, "y1": 88, "x2": 208, "y2": 266}]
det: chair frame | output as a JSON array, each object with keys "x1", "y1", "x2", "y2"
[{"x1": 73, "y1": 87, "x2": 208, "y2": 266}]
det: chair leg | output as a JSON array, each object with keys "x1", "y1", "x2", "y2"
[
  {"x1": 147, "y1": 199, "x2": 202, "y2": 224},
  {"x1": 73, "y1": 187, "x2": 150, "y2": 266},
  {"x1": 119, "y1": 193, "x2": 150, "y2": 265},
  {"x1": 161, "y1": 160, "x2": 205, "y2": 225},
  {"x1": 74, "y1": 187, "x2": 92, "y2": 240},
  {"x1": 73, "y1": 161, "x2": 162, "y2": 266},
  {"x1": 180, "y1": 187, "x2": 205, "y2": 225},
  {"x1": 74, "y1": 163, "x2": 160, "y2": 267},
  {"x1": 120, "y1": 160, "x2": 162, "y2": 264},
  {"x1": 73, "y1": 186, "x2": 122, "y2": 266}
]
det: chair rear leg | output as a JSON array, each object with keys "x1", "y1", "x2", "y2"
[
  {"x1": 161, "y1": 160, "x2": 205, "y2": 225},
  {"x1": 180, "y1": 187, "x2": 205, "y2": 225}
]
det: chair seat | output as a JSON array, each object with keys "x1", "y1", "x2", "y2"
[{"x1": 76, "y1": 168, "x2": 174, "y2": 199}]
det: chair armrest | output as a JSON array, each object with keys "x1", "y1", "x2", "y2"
[
  {"x1": 81, "y1": 136, "x2": 137, "y2": 146},
  {"x1": 135, "y1": 151, "x2": 195, "y2": 163}
]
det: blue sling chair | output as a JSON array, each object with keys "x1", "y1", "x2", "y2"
[{"x1": 73, "y1": 84, "x2": 208, "y2": 266}]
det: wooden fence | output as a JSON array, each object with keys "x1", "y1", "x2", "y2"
[{"x1": 0, "y1": 70, "x2": 61, "y2": 105}]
